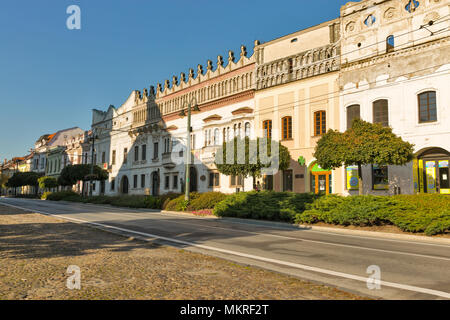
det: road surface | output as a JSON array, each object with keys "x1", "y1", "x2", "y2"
[{"x1": 1, "y1": 197, "x2": 449, "y2": 300}]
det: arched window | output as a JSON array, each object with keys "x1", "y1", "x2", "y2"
[
  {"x1": 281, "y1": 116, "x2": 293, "y2": 140},
  {"x1": 233, "y1": 124, "x2": 237, "y2": 138},
  {"x1": 314, "y1": 111, "x2": 326, "y2": 136},
  {"x1": 373, "y1": 99, "x2": 389, "y2": 127},
  {"x1": 386, "y1": 35, "x2": 394, "y2": 53},
  {"x1": 346, "y1": 104, "x2": 360, "y2": 129},
  {"x1": 245, "y1": 122, "x2": 251, "y2": 137},
  {"x1": 418, "y1": 91, "x2": 437, "y2": 123},
  {"x1": 263, "y1": 120, "x2": 272, "y2": 139}
]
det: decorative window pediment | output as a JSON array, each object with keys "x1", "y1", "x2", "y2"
[
  {"x1": 203, "y1": 114, "x2": 222, "y2": 123},
  {"x1": 231, "y1": 107, "x2": 254, "y2": 115}
]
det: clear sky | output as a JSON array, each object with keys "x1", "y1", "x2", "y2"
[{"x1": 0, "y1": 0, "x2": 349, "y2": 161}]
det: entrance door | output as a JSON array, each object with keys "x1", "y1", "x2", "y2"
[
  {"x1": 100, "y1": 180, "x2": 105, "y2": 195},
  {"x1": 190, "y1": 166, "x2": 198, "y2": 192},
  {"x1": 121, "y1": 176, "x2": 129, "y2": 194},
  {"x1": 310, "y1": 162, "x2": 332, "y2": 195},
  {"x1": 151, "y1": 172, "x2": 159, "y2": 196},
  {"x1": 283, "y1": 170, "x2": 293, "y2": 192}
]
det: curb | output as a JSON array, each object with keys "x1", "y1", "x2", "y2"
[
  {"x1": 219, "y1": 217, "x2": 450, "y2": 245},
  {"x1": 5, "y1": 199, "x2": 449, "y2": 245}
]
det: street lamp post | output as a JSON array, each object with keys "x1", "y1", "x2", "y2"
[
  {"x1": 89, "y1": 129, "x2": 96, "y2": 197},
  {"x1": 179, "y1": 98, "x2": 199, "y2": 202}
]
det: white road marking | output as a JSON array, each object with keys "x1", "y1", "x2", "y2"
[
  {"x1": 1, "y1": 200, "x2": 450, "y2": 299},
  {"x1": 15, "y1": 199, "x2": 450, "y2": 261}
]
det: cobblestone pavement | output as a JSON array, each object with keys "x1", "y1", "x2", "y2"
[{"x1": 0, "y1": 205, "x2": 366, "y2": 300}]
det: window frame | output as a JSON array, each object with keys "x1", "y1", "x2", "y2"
[
  {"x1": 346, "y1": 104, "x2": 361, "y2": 129},
  {"x1": 263, "y1": 120, "x2": 272, "y2": 139},
  {"x1": 418, "y1": 91, "x2": 437, "y2": 124},
  {"x1": 314, "y1": 111, "x2": 326, "y2": 136},
  {"x1": 372, "y1": 99, "x2": 389, "y2": 127},
  {"x1": 281, "y1": 116, "x2": 293, "y2": 140}
]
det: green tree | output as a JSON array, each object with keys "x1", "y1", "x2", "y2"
[
  {"x1": 38, "y1": 176, "x2": 59, "y2": 191},
  {"x1": 58, "y1": 164, "x2": 108, "y2": 192},
  {"x1": 314, "y1": 119, "x2": 415, "y2": 195},
  {"x1": 0, "y1": 173, "x2": 9, "y2": 194},
  {"x1": 215, "y1": 137, "x2": 291, "y2": 191}
]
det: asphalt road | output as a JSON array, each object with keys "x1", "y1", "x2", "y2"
[{"x1": 1, "y1": 197, "x2": 449, "y2": 300}]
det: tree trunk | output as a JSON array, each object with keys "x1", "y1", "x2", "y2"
[{"x1": 357, "y1": 162, "x2": 363, "y2": 196}]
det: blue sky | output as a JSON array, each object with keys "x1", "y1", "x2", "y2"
[{"x1": 0, "y1": 0, "x2": 348, "y2": 160}]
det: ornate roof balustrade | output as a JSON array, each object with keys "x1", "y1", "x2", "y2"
[{"x1": 256, "y1": 43, "x2": 340, "y2": 90}]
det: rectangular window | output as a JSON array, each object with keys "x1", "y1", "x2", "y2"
[
  {"x1": 153, "y1": 142, "x2": 159, "y2": 159},
  {"x1": 347, "y1": 105, "x2": 360, "y2": 129},
  {"x1": 314, "y1": 111, "x2": 326, "y2": 136},
  {"x1": 372, "y1": 165, "x2": 389, "y2": 190},
  {"x1": 141, "y1": 174, "x2": 145, "y2": 188},
  {"x1": 102, "y1": 152, "x2": 106, "y2": 164},
  {"x1": 230, "y1": 175, "x2": 243, "y2": 187},
  {"x1": 263, "y1": 120, "x2": 272, "y2": 139},
  {"x1": 123, "y1": 148, "x2": 128, "y2": 163},
  {"x1": 209, "y1": 172, "x2": 220, "y2": 188},
  {"x1": 282, "y1": 117, "x2": 293, "y2": 140},
  {"x1": 173, "y1": 175, "x2": 178, "y2": 189},
  {"x1": 373, "y1": 99, "x2": 389, "y2": 127},
  {"x1": 112, "y1": 150, "x2": 116, "y2": 165},
  {"x1": 418, "y1": 91, "x2": 437, "y2": 123},
  {"x1": 142, "y1": 144, "x2": 146, "y2": 161},
  {"x1": 133, "y1": 175, "x2": 138, "y2": 188},
  {"x1": 134, "y1": 146, "x2": 139, "y2": 162},
  {"x1": 165, "y1": 175, "x2": 170, "y2": 189}
]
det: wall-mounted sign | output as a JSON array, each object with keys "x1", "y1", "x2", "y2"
[
  {"x1": 425, "y1": 161, "x2": 436, "y2": 193},
  {"x1": 346, "y1": 166, "x2": 359, "y2": 190},
  {"x1": 298, "y1": 156, "x2": 306, "y2": 166}
]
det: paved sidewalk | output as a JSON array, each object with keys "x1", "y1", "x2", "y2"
[{"x1": 0, "y1": 205, "x2": 365, "y2": 300}]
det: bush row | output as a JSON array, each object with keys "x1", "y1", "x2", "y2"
[
  {"x1": 43, "y1": 191, "x2": 227, "y2": 211},
  {"x1": 294, "y1": 194, "x2": 450, "y2": 236},
  {"x1": 213, "y1": 191, "x2": 319, "y2": 222}
]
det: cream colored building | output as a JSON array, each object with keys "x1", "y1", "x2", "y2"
[{"x1": 254, "y1": 19, "x2": 344, "y2": 194}]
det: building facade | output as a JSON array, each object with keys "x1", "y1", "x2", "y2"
[
  {"x1": 339, "y1": 0, "x2": 450, "y2": 195},
  {"x1": 91, "y1": 45, "x2": 257, "y2": 196},
  {"x1": 254, "y1": 19, "x2": 344, "y2": 195}
]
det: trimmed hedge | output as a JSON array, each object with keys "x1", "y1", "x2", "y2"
[
  {"x1": 295, "y1": 194, "x2": 450, "y2": 236},
  {"x1": 213, "y1": 191, "x2": 319, "y2": 222}
]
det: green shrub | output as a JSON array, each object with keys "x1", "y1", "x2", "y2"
[
  {"x1": 213, "y1": 191, "x2": 318, "y2": 222},
  {"x1": 295, "y1": 194, "x2": 450, "y2": 236},
  {"x1": 188, "y1": 192, "x2": 228, "y2": 211},
  {"x1": 41, "y1": 191, "x2": 52, "y2": 200},
  {"x1": 109, "y1": 195, "x2": 148, "y2": 208},
  {"x1": 44, "y1": 191, "x2": 81, "y2": 202},
  {"x1": 165, "y1": 193, "x2": 200, "y2": 211}
]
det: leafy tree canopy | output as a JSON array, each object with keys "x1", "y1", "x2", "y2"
[
  {"x1": 58, "y1": 164, "x2": 108, "y2": 186},
  {"x1": 38, "y1": 176, "x2": 59, "y2": 190},
  {"x1": 314, "y1": 119, "x2": 415, "y2": 170},
  {"x1": 214, "y1": 137, "x2": 291, "y2": 179},
  {"x1": 5, "y1": 172, "x2": 41, "y2": 188}
]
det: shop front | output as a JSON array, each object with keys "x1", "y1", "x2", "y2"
[
  {"x1": 309, "y1": 162, "x2": 332, "y2": 195},
  {"x1": 414, "y1": 148, "x2": 450, "y2": 194}
]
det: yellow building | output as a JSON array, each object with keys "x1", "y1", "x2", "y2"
[{"x1": 254, "y1": 19, "x2": 344, "y2": 194}]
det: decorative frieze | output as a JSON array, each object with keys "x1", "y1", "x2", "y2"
[{"x1": 256, "y1": 44, "x2": 340, "y2": 90}]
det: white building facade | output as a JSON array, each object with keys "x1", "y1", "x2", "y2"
[
  {"x1": 91, "y1": 45, "x2": 257, "y2": 196},
  {"x1": 339, "y1": 0, "x2": 450, "y2": 195}
]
